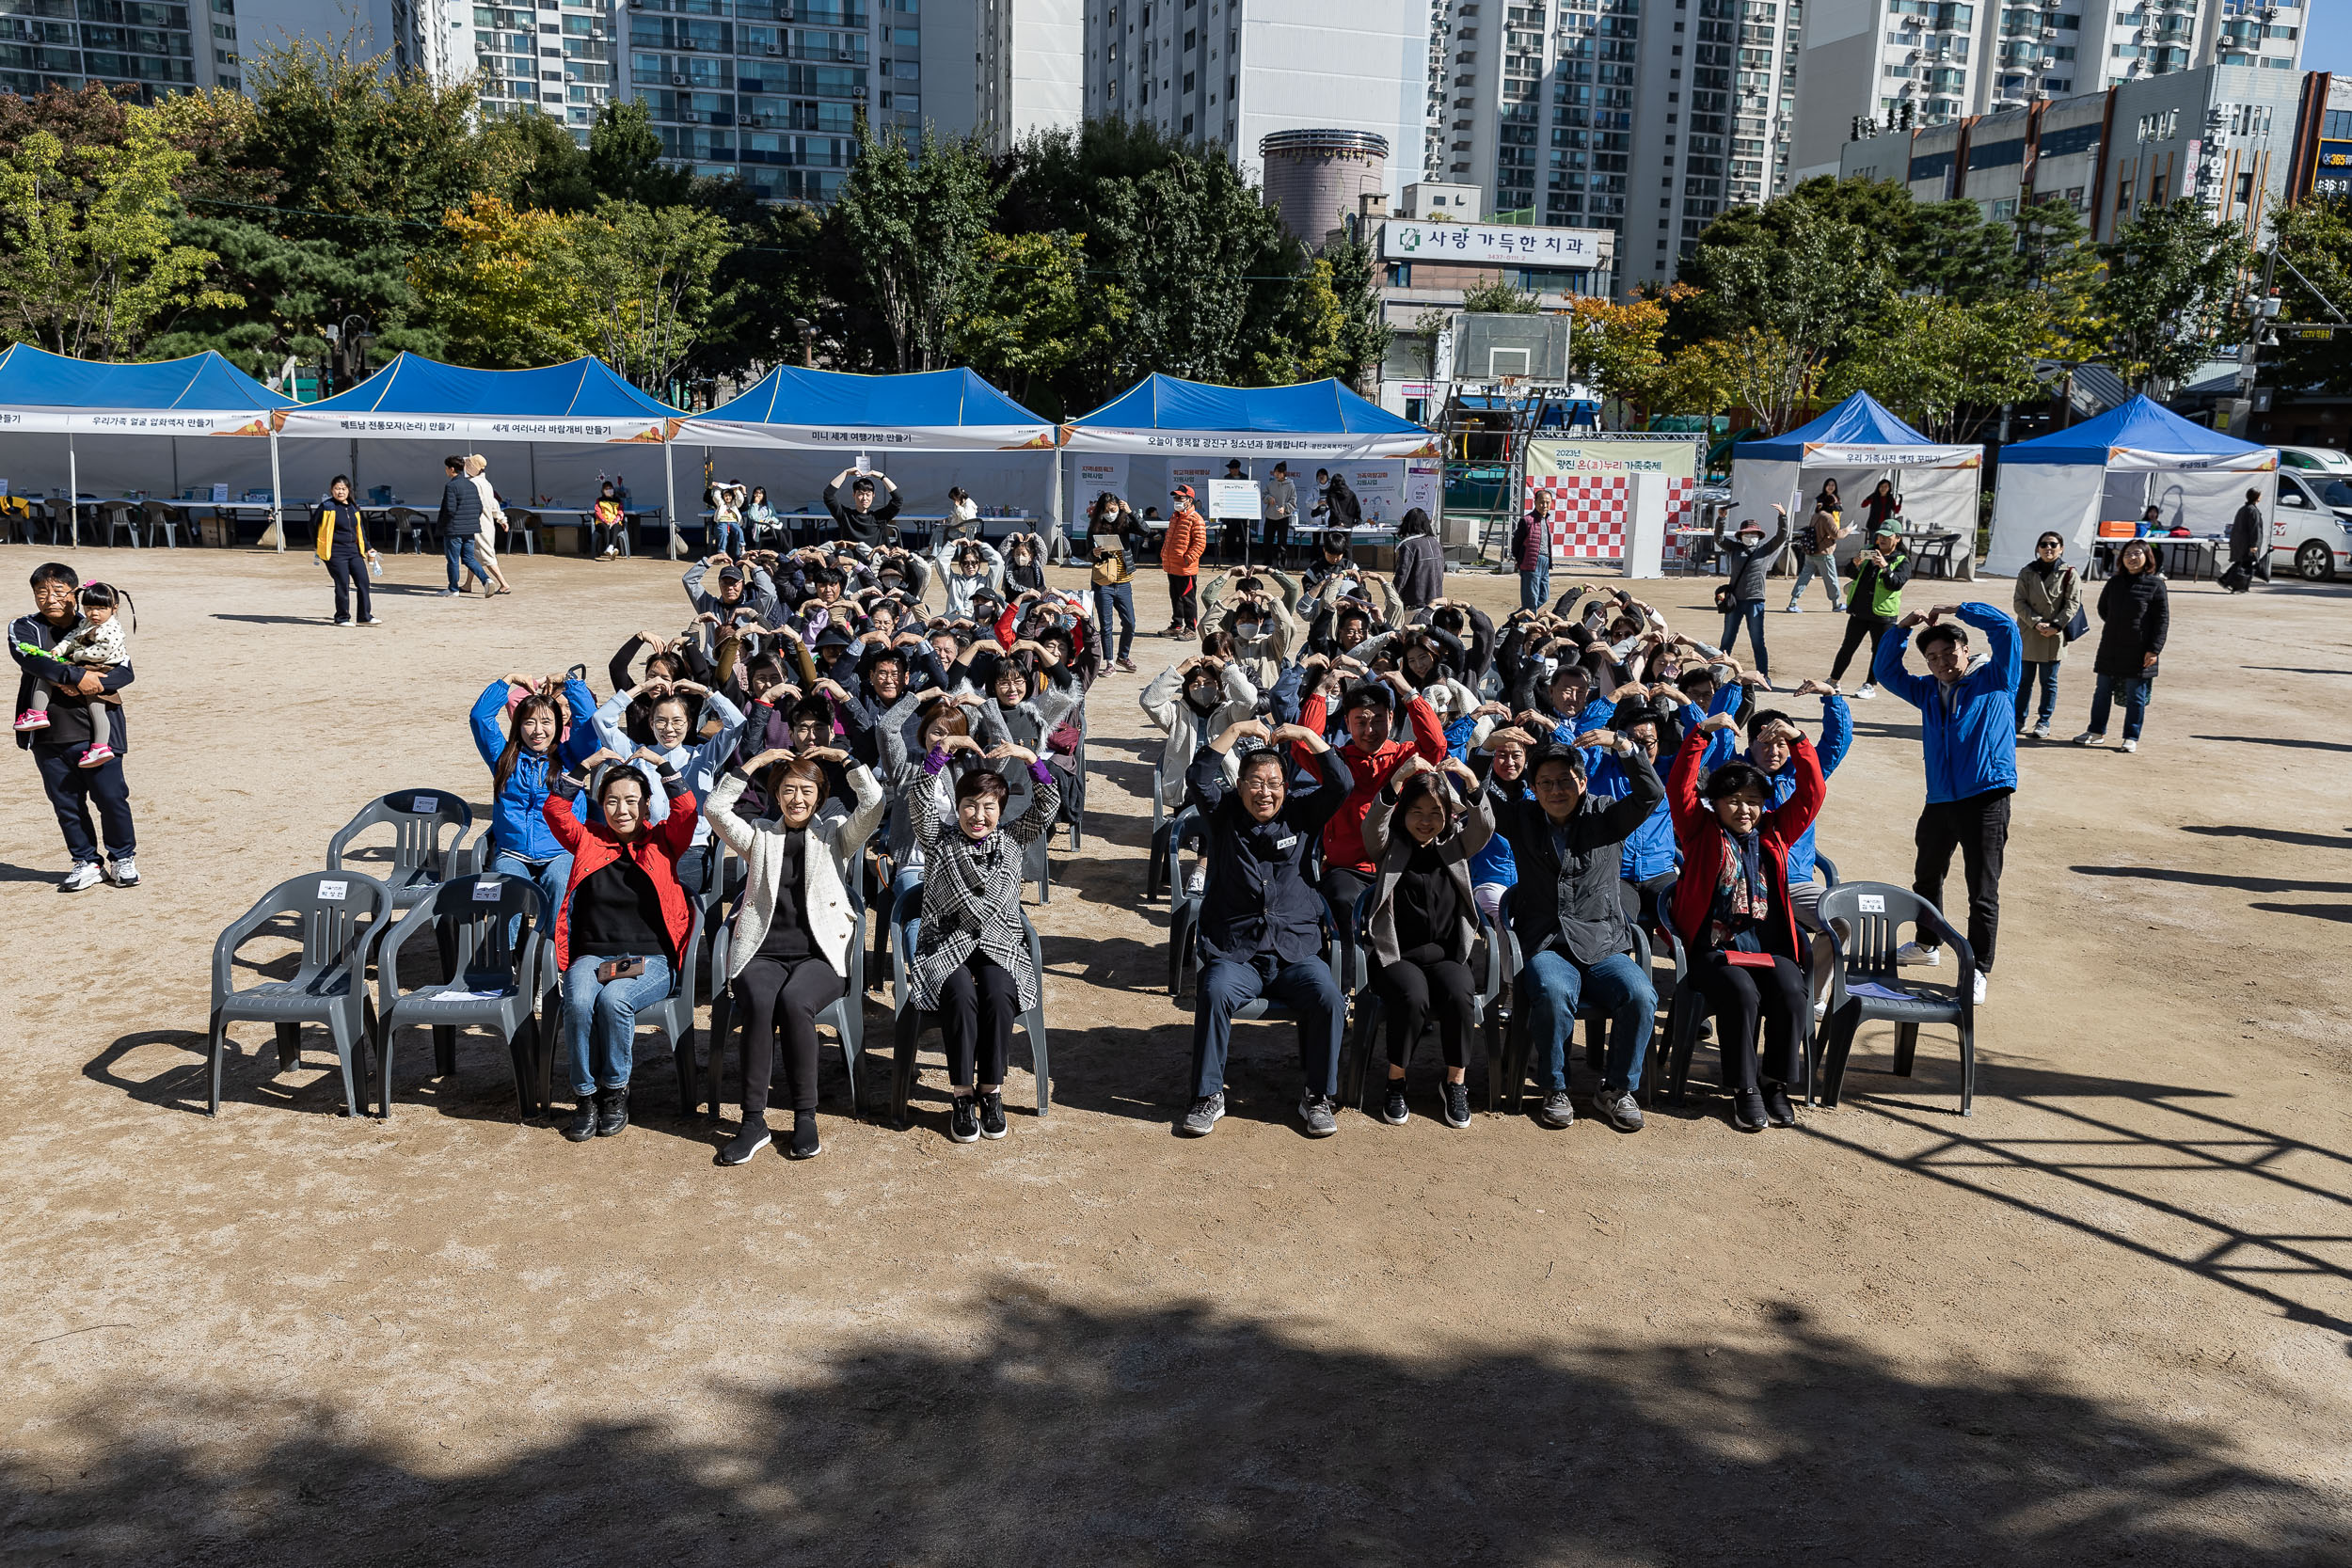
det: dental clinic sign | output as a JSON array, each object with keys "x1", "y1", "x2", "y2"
[{"x1": 1380, "y1": 221, "x2": 1611, "y2": 269}]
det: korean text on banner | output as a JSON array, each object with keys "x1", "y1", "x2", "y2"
[{"x1": 1073, "y1": 456, "x2": 1128, "y2": 531}]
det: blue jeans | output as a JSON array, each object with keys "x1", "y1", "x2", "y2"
[
  {"x1": 1518, "y1": 947, "x2": 1657, "y2": 1094},
  {"x1": 714, "y1": 520, "x2": 746, "y2": 558},
  {"x1": 1519, "y1": 553, "x2": 1551, "y2": 611},
  {"x1": 1721, "y1": 599, "x2": 1770, "y2": 678},
  {"x1": 490, "y1": 847, "x2": 572, "y2": 950},
  {"x1": 1788, "y1": 551, "x2": 1841, "y2": 609},
  {"x1": 1093, "y1": 580, "x2": 1136, "y2": 660},
  {"x1": 560, "y1": 952, "x2": 675, "y2": 1096},
  {"x1": 2088, "y1": 671, "x2": 2153, "y2": 741},
  {"x1": 1191, "y1": 954, "x2": 1344, "y2": 1100},
  {"x1": 443, "y1": 533, "x2": 488, "y2": 590},
  {"x1": 2013, "y1": 660, "x2": 2059, "y2": 729}
]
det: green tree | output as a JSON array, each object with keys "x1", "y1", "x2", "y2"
[
  {"x1": 1313, "y1": 225, "x2": 1391, "y2": 388},
  {"x1": 2265, "y1": 195, "x2": 2352, "y2": 398},
  {"x1": 2093, "y1": 200, "x2": 2253, "y2": 391},
  {"x1": 406, "y1": 192, "x2": 586, "y2": 369},
  {"x1": 1823, "y1": 293, "x2": 2049, "y2": 442},
  {"x1": 825, "y1": 124, "x2": 998, "y2": 372},
  {"x1": 1459, "y1": 279, "x2": 1540, "y2": 313},
  {"x1": 584, "y1": 101, "x2": 694, "y2": 210},
  {"x1": 570, "y1": 199, "x2": 737, "y2": 393},
  {"x1": 0, "y1": 107, "x2": 239, "y2": 358},
  {"x1": 947, "y1": 230, "x2": 1128, "y2": 413}
]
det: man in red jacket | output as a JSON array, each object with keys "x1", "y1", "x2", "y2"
[{"x1": 1298, "y1": 669, "x2": 1450, "y2": 942}]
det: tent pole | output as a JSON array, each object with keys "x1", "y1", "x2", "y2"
[
  {"x1": 67, "y1": 433, "x2": 77, "y2": 547},
  {"x1": 268, "y1": 429, "x2": 285, "y2": 552},
  {"x1": 171, "y1": 436, "x2": 180, "y2": 500},
  {"x1": 1048, "y1": 446, "x2": 1065, "y2": 562},
  {"x1": 663, "y1": 437, "x2": 679, "y2": 560}
]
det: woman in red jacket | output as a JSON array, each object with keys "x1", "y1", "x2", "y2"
[
  {"x1": 545, "y1": 746, "x2": 699, "y2": 1142},
  {"x1": 1666, "y1": 712, "x2": 1824, "y2": 1133}
]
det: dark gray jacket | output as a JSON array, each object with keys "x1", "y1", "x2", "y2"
[
  {"x1": 1715, "y1": 518, "x2": 1788, "y2": 604},
  {"x1": 1491, "y1": 746, "x2": 1663, "y2": 966}
]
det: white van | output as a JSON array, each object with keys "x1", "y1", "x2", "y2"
[
  {"x1": 2277, "y1": 445, "x2": 2352, "y2": 478},
  {"x1": 2271, "y1": 469, "x2": 2352, "y2": 580}
]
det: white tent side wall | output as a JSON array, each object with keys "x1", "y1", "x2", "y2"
[
  {"x1": 1986, "y1": 463, "x2": 2105, "y2": 576},
  {"x1": 1727, "y1": 457, "x2": 1800, "y2": 530},
  {"x1": 1730, "y1": 451, "x2": 1980, "y2": 562}
]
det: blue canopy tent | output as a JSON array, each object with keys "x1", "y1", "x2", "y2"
[
  {"x1": 0, "y1": 345, "x2": 292, "y2": 543},
  {"x1": 1730, "y1": 390, "x2": 1983, "y2": 576},
  {"x1": 275, "y1": 353, "x2": 685, "y2": 552},
  {"x1": 1987, "y1": 394, "x2": 2277, "y2": 575}
]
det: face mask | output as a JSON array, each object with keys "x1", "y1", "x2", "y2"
[{"x1": 1235, "y1": 620, "x2": 1262, "y2": 641}]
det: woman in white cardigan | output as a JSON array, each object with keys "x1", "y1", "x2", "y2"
[
  {"x1": 703, "y1": 743, "x2": 884, "y2": 1164},
  {"x1": 463, "y1": 453, "x2": 515, "y2": 595}
]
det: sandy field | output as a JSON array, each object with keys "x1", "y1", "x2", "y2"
[{"x1": 1, "y1": 539, "x2": 2347, "y2": 1566}]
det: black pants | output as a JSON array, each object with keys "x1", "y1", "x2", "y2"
[
  {"x1": 326, "y1": 549, "x2": 371, "y2": 622},
  {"x1": 1168, "y1": 573, "x2": 1197, "y2": 628},
  {"x1": 1688, "y1": 949, "x2": 1807, "y2": 1094},
  {"x1": 1371, "y1": 957, "x2": 1478, "y2": 1069},
  {"x1": 733, "y1": 953, "x2": 845, "y2": 1117},
  {"x1": 1913, "y1": 789, "x2": 2010, "y2": 974},
  {"x1": 1830, "y1": 611, "x2": 1894, "y2": 686},
  {"x1": 938, "y1": 954, "x2": 1019, "y2": 1087},
  {"x1": 33, "y1": 743, "x2": 135, "y2": 864},
  {"x1": 1320, "y1": 864, "x2": 1374, "y2": 945}
]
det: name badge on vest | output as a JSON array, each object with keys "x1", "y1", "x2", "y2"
[{"x1": 1273, "y1": 833, "x2": 1296, "y2": 850}]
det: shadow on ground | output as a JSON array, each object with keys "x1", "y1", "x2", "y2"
[{"x1": 4, "y1": 1291, "x2": 2340, "y2": 1567}]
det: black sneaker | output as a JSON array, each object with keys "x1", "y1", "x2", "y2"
[
  {"x1": 787, "y1": 1111, "x2": 821, "y2": 1160},
  {"x1": 1730, "y1": 1089, "x2": 1768, "y2": 1132},
  {"x1": 1763, "y1": 1081, "x2": 1797, "y2": 1128},
  {"x1": 977, "y1": 1091, "x2": 1008, "y2": 1140},
  {"x1": 948, "y1": 1094, "x2": 979, "y2": 1143},
  {"x1": 562, "y1": 1096, "x2": 599, "y2": 1142},
  {"x1": 596, "y1": 1085, "x2": 629, "y2": 1137},
  {"x1": 1440, "y1": 1082, "x2": 1471, "y2": 1129},
  {"x1": 1380, "y1": 1083, "x2": 1409, "y2": 1126},
  {"x1": 716, "y1": 1121, "x2": 771, "y2": 1166},
  {"x1": 1179, "y1": 1092, "x2": 1225, "y2": 1136}
]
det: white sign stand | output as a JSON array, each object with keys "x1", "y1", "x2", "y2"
[{"x1": 1621, "y1": 471, "x2": 1667, "y2": 579}]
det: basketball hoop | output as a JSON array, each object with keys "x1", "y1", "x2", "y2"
[{"x1": 1499, "y1": 374, "x2": 1523, "y2": 394}]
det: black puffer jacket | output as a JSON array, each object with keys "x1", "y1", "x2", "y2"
[{"x1": 2093, "y1": 567, "x2": 2169, "y2": 678}]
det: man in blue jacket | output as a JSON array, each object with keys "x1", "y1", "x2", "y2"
[{"x1": 1874, "y1": 602, "x2": 2019, "y2": 1004}]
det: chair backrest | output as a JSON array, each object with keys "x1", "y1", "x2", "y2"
[
  {"x1": 326, "y1": 789, "x2": 475, "y2": 884},
  {"x1": 276, "y1": 871, "x2": 394, "y2": 971},
  {"x1": 1814, "y1": 851, "x2": 1839, "y2": 889},
  {"x1": 422, "y1": 872, "x2": 546, "y2": 989},
  {"x1": 1816, "y1": 880, "x2": 1966, "y2": 979}
]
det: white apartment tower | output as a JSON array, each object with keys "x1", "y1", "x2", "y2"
[
  {"x1": 1788, "y1": 0, "x2": 2307, "y2": 183},
  {"x1": 1080, "y1": 0, "x2": 1429, "y2": 203}
]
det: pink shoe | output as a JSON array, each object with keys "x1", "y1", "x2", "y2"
[
  {"x1": 77, "y1": 742, "x2": 114, "y2": 768},
  {"x1": 12, "y1": 709, "x2": 48, "y2": 731}
]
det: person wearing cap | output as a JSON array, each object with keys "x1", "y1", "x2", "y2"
[
  {"x1": 1828, "y1": 524, "x2": 1911, "y2": 698},
  {"x1": 823, "y1": 466, "x2": 901, "y2": 549},
  {"x1": 1488, "y1": 736, "x2": 1664, "y2": 1131},
  {"x1": 1262, "y1": 462, "x2": 1298, "y2": 565},
  {"x1": 1161, "y1": 485, "x2": 1209, "y2": 636},
  {"x1": 1712, "y1": 504, "x2": 1788, "y2": 684},
  {"x1": 1293, "y1": 667, "x2": 1449, "y2": 944},
  {"x1": 1874, "y1": 601, "x2": 2020, "y2": 1005},
  {"x1": 1179, "y1": 716, "x2": 1356, "y2": 1138}
]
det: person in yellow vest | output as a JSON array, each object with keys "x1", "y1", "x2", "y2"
[{"x1": 313, "y1": 474, "x2": 381, "y2": 626}]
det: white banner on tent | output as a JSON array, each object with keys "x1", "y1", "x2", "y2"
[
  {"x1": 274, "y1": 410, "x2": 673, "y2": 443},
  {"x1": 1060, "y1": 426, "x2": 1434, "y2": 460},
  {"x1": 680, "y1": 418, "x2": 1055, "y2": 451},
  {"x1": 2099, "y1": 444, "x2": 2277, "y2": 473},
  {"x1": 1804, "y1": 441, "x2": 1980, "y2": 467},
  {"x1": 0, "y1": 410, "x2": 274, "y2": 436}
]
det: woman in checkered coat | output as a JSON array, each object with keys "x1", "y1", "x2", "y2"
[{"x1": 906, "y1": 736, "x2": 1061, "y2": 1143}]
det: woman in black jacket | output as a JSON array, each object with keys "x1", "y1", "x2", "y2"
[
  {"x1": 2074, "y1": 538, "x2": 2169, "y2": 753},
  {"x1": 1392, "y1": 507, "x2": 1443, "y2": 610}
]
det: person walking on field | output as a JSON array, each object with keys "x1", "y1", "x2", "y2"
[
  {"x1": 1713, "y1": 507, "x2": 1788, "y2": 683},
  {"x1": 2223, "y1": 487, "x2": 2265, "y2": 594},
  {"x1": 2074, "y1": 538, "x2": 2168, "y2": 753},
  {"x1": 436, "y1": 454, "x2": 490, "y2": 597},
  {"x1": 1161, "y1": 485, "x2": 1209, "y2": 637},
  {"x1": 1787, "y1": 499, "x2": 1845, "y2": 613},
  {"x1": 2010, "y1": 531, "x2": 2081, "y2": 739}
]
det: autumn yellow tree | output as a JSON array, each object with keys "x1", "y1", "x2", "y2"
[{"x1": 407, "y1": 193, "x2": 586, "y2": 369}]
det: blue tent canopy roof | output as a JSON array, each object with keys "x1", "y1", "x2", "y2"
[
  {"x1": 1995, "y1": 393, "x2": 2271, "y2": 465},
  {"x1": 1740, "y1": 391, "x2": 1938, "y2": 461},
  {"x1": 297, "y1": 353, "x2": 680, "y2": 420},
  {"x1": 0, "y1": 343, "x2": 291, "y2": 410},
  {"x1": 704, "y1": 365, "x2": 1049, "y2": 428},
  {"x1": 1071, "y1": 372, "x2": 1425, "y2": 436}
]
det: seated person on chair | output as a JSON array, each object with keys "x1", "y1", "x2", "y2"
[
  {"x1": 904, "y1": 736, "x2": 1060, "y2": 1146},
  {"x1": 1361, "y1": 753, "x2": 1494, "y2": 1132},
  {"x1": 545, "y1": 749, "x2": 698, "y2": 1145},
  {"x1": 1665, "y1": 713, "x2": 1824, "y2": 1135},
  {"x1": 1293, "y1": 672, "x2": 1448, "y2": 944},
  {"x1": 704, "y1": 743, "x2": 882, "y2": 1167},
  {"x1": 1487, "y1": 738, "x2": 1663, "y2": 1134},
  {"x1": 1179, "y1": 719, "x2": 1355, "y2": 1140}
]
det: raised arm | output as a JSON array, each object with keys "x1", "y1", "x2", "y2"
[{"x1": 1956, "y1": 601, "x2": 2020, "y2": 690}]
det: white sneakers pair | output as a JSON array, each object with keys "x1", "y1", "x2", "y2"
[
  {"x1": 60, "y1": 858, "x2": 136, "y2": 893},
  {"x1": 2072, "y1": 732, "x2": 2139, "y2": 753}
]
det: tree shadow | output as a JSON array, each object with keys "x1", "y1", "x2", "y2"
[
  {"x1": 2190, "y1": 734, "x2": 2352, "y2": 753},
  {"x1": 2242, "y1": 665, "x2": 2352, "y2": 677},
  {"x1": 5, "y1": 1292, "x2": 2339, "y2": 1566},
  {"x1": 2181, "y1": 824, "x2": 2352, "y2": 851},
  {"x1": 2071, "y1": 864, "x2": 2352, "y2": 896},
  {"x1": 2249, "y1": 901, "x2": 2352, "y2": 925}
]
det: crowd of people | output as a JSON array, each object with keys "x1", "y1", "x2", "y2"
[{"x1": 7, "y1": 470, "x2": 2216, "y2": 1159}]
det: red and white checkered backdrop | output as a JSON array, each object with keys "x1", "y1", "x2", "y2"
[{"x1": 1523, "y1": 473, "x2": 1700, "y2": 562}]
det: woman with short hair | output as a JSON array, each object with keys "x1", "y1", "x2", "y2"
[{"x1": 312, "y1": 474, "x2": 379, "y2": 626}]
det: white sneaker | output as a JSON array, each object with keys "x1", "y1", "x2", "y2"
[
  {"x1": 2029, "y1": 723, "x2": 2050, "y2": 740},
  {"x1": 1813, "y1": 990, "x2": 1832, "y2": 1022},
  {"x1": 1896, "y1": 942, "x2": 1940, "y2": 967},
  {"x1": 1852, "y1": 684, "x2": 1877, "y2": 700},
  {"x1": 1784, "y1": 603, "x2": 1804, "y2": 613},
  {"x1": 59, "y1": 862, "x2": 101, "y2": 893},
  {"x1": 102, "y1": 857, "x2": 138, "y2": 887},
  {"x1": 2119, "y1": 737, "x2": 2137, "y2": 753},
  {"x1": 1971, "y1": 970, "x2": 1988, "y2": 1005},
  {"x1": 2072, "y1": 731, "x2": 2102, "y2": 746}
]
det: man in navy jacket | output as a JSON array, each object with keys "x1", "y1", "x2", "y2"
[
  {"x1": 1874, "y1": 601, "x2": 2020, "y2": 1003},
  {"x1": 11, "y1": 562, "x2": 136, "y2": 890},
  {"x1": 435, "y1": 454, "x2": 489, "y2": 596}
]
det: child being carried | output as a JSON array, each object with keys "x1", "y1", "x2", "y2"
[{"x1": 12, "y1": 580, "x2": 132, "y2": 768}]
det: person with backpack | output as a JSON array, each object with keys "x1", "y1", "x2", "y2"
[
  {"x1": 2010, "y1": 531, "x2": 2083, "y2": 739},
  {"x1": 1786, "y1": 501, "x2": 1846, "y2": 613}
]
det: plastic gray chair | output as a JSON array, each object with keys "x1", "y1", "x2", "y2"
[
  {"x1": 139, "y1": 499, "x2": 183, "y2": 547},
  {"x1": 699, "y1": 835, "x2": 869, "y2": 1120},
  {"x1": 207, "y1": 871, "x2": 394, "y2": 1117},
  {"x1": 889, "y1": 896, "x2": 1050, "y2": 1128},
  {"x1": 1813, "y1": 881, "x2": 1978, "y2": 1117},
  {"x1": 98, "y1": 499, "x2": 140, "y2": 547},
  {"x1": 373, "y1": 873, "x2": 549, "y2": 1121},
  {"x1": 326, "y1": 789, "x2": 476, "y2": 912}
]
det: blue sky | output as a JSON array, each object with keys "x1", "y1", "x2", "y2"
[{"x1": 2311, "y1": 4, "x2": 2349, "y2": 74}]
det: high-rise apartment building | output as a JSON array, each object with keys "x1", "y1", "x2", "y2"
[
  {"x1": 1080, "y1": 0, "x2": 1428, "y2": 203},
  {"x1": 0, "y1": 0, "x2": 421, "y2": 101},
  {"x1": 1788, "y1": 0, "x2": 2307, "y2": 184},
  {"x1": 1431, "y1": 0, "x2": 1804, "y2": 291}
]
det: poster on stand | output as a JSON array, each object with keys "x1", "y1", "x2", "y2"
[
  {"x1": 1405, "y1": 458, "x2": 1441, "y2": 519},
  {"x1": 1072, "y1": 455, "x2": 1127, "y2": 532},
  {"x1": 1340, "y1": 461, "x2": 1402, "y2": 525}
]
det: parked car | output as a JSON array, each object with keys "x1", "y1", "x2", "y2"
[
  {"x1": 2271, "y1": 469, "x2": 2352, "y2": 581},
  {"x1": 2276, "y1": 445, "x2": 2352, "y2": 477}
]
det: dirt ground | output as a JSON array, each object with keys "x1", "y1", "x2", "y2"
[{"x1": 1, "y1": 539, "x2": 2348, "y2": 1566}]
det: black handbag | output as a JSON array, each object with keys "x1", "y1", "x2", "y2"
[{"x1": 2058, "y1": 570, "x2": 2089, "y2": 642}]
